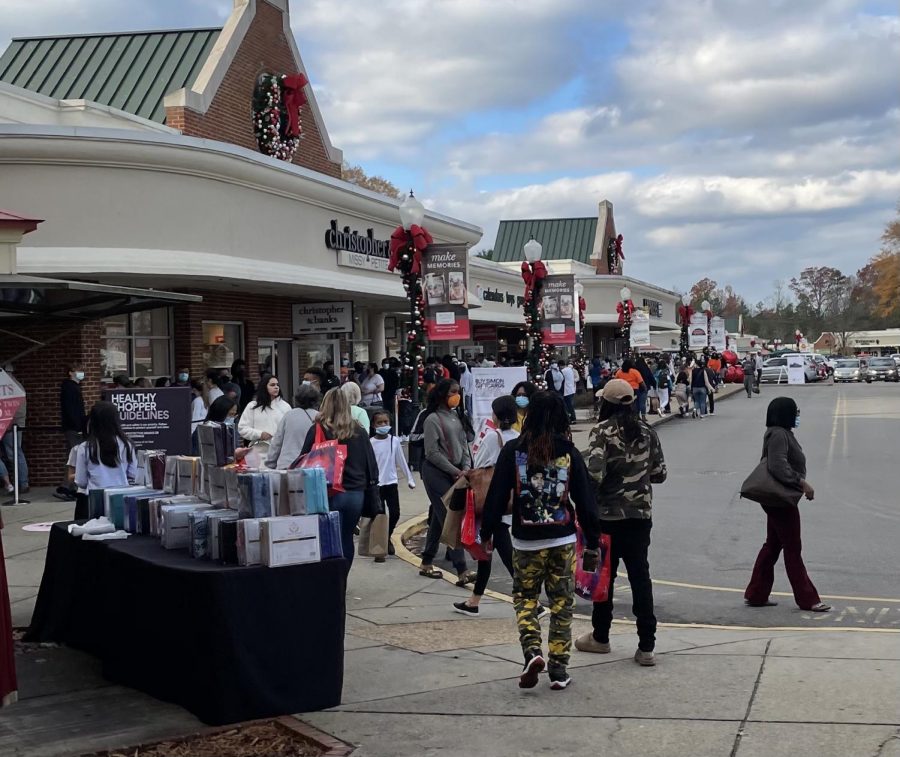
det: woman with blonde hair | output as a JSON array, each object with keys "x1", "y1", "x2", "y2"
[
  {"x1": 340, "y1": 380, "x2": 371, "y2": 432},
  {"x1": 301, "y1": 387, "x2": 377, "y2": 567}
]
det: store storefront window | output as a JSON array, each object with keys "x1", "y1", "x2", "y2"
[
  {"x1": 350, "y1": 308, "x2": 369, "y2": 365},
  {"x1": 202, "y1": 321, "x2": 244, "y2": 370},
  {"x1": 100, "y1": 308, "x2": 171, "y2": 379}
]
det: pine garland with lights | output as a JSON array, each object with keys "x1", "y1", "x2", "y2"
[
  {"x1": 621, "y1": 306, "x2": 633, "y2": 359},
  {"x1": 524, "y1": 278, "x2": 548, "y2": 387},
  {"x1": 393, "y1": 234, "x2": 428, "y2": 395},
  {"x1": 252, "y1": 74, "x2": 302, "y2": 161}
]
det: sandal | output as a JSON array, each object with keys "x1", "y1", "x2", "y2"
[
  {"x1": 455, "y1": 570, "x2": 477, "y2": 587},
  {"x1": 807, "y1": 602, "x2": 831, "y2": 612},
  {"x1": 419, "y1": 565, "x2": 444, "y2": 579}
]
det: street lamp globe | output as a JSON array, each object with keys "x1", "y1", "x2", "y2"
[
  {"x1": 681, "y1": 293, "x2": 691, "y2": 306},
  {"x1": 620, "y1": 286, "x2": 632, "y2": 302},
  {"x1": 574, "y1": 281, "x2": 584, "y2": 296},
  {"x1": 523, "y1": 237, "x2": 543, "y2": 263},
  {"x1": 399, "y1": 190, "x2": 426, "y2": 230},
  {"x1": 702, "y1": 299, "x2": 711, "y2": 312},
  {"x1": 795, "y1": 329, "x2": 801, "y2": 337}
]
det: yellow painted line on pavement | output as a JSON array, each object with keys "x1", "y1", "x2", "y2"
[{"x1": 393, "y1": 514, "x2": 900, "y2": 632}]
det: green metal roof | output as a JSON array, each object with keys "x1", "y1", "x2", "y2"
[
  {"x1": 0, "y1": 28, "x2": 220, "y2": 123},
  {"x1": 492, "y1": 217, "x2": 597, "y2": 263}
]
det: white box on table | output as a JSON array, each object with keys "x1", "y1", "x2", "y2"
[{"x1": 259, "y1": 515, "x2": 321, "y2": 567}]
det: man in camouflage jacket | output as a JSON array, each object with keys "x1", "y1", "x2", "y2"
[{"x1": 575, "y1": 379, "x2": 667, "y2": 666}]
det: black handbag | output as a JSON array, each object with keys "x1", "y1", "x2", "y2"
[{"x1": 740, "y1": 457, "x2": 803, "y2": 507}]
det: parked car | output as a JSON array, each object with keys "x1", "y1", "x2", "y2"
[
  {"x1": 865, "y1": 357, "x2": 899, "y2": 383},
  {"x1": 833, "y1": 358, "x2": 863, "y2": 383},
  {"x1": 759, "y1": 356, "x2": 818, "y2": 384}
]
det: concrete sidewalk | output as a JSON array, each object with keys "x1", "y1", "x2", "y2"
[{"x1": 4, "y1": 381, "x2": 899, "y2": 757}]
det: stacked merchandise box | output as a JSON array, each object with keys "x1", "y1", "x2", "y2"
[
  {"x1": 260, "y1": 516, "x2": 321, "y2": 567},
  {"x1": 317, "y1": 511, "x2": 343, "y2": 559}
]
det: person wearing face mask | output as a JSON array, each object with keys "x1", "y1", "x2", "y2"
[
  {"x1": 743, "y1": 397, "x2": 830, "y2": 613},
  {"x1": 418, "y1": 379, "x2": 475, "y2": 585},
  {"x1": 237, "y1": 374, "x2": 292, "y2": 459},
  {"x1": 302, "y1": 367, "x2": 326, "y2": 394},
  {"x1": 173, "y1": 367, "x2": 191, "y2": 387},
  {"x1": 510, "y1": 381, "x2": 537, "y2": 433},
  {"x1": 321, "y1": 361, "x2": 341, "y2": 393},
  {"x1": 544, "y1": 361, "x2": 565, "y2": 396},
  {"x1": 369, "y1": 409, "x2": 415, "y2": 557},
  {"x1": 360, "y1": 362, "x2": 385, "y2": 407},
  {"x1": 57, "y1": 363, "x2": 87, "y2": 500},
  {"x1": 265, "y1": 385, "x2": 321, "y2": 470}
]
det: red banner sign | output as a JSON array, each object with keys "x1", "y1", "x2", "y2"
[
  {"x1": 0, "y1": 370, "x2": 26, "y2": 438},
  {"x1": 472, "y1": 324, "x2": 498, "y2": 342}
]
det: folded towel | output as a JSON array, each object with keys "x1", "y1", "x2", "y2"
[
  {"x1": 82, "y1": 530, "x2": 130, "y2": 541},
  {"x1": 69, "y1": 517, "x2": 116, "y2": 537}
]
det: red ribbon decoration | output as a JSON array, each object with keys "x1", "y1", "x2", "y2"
[
  {"x1": 521, "y1": 260, "x2": 547, "y2": 303},
  {"x1": 281, "y1": 74, "x2": 308, "y2": 138},
  {"x1": 616, "y1": 299, "x2": 635, "y2": 327},
  {"x1": 678, "y1": 304, "x2": 694, "y2": 325},
  {"x1": 579, "y1": 296, "x2": 587, "y2": 316},
  {"x1": 388, "y1": 224, "x2": 433, "y2": 274},
  {"x1": 615, "y1": 234, "x2": 625, "y2": 260}
]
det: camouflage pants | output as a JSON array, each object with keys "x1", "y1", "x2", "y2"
[{"x1": 512, "y1": 543, "x2": 575, "y2": 669}]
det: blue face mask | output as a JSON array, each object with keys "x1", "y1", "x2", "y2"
[
  {"x1": 375, "y1": 425, "x2": 391, "y2": 436},
  {"x1": 178, "y1": 373, "x2": 189, "y2": 383},
  {"x1": 224, "y1": 417, "x2": 235, "y2": 426},
  {"x1": 794, "y1": 415, "x2": 800, "y2": 428},
  {"x1": 515, "y1": 396, "x2": 530, "y2": 409}
]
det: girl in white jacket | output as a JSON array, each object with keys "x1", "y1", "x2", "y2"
[{"x1": 237, "y1": 374, "x2": 291, "y2": 461}]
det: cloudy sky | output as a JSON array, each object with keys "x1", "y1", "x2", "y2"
[{"x1": 2, "y1": 0, "x2": 898, "y2": 303}]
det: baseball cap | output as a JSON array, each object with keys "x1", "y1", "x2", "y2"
[{"x1": 597, "y1": 378, "x2": 635, "y2": 404}]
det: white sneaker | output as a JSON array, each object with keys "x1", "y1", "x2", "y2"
[{"x1": 634, "y1": 649, "x2": 656, "y2": 666}]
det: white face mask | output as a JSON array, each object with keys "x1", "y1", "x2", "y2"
[{"x1": 74, "y1": 371, "x2": 85, "y2": 382}]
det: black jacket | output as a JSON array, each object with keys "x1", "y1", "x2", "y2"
[
  {"x1": 60, "y1": 378, "x2": 86, "y2": 432},
  {"x1": 481, "y1": 436, "x2": 600, "y2": 549}
]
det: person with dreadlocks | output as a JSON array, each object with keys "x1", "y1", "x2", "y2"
[
  {"x1": 576, "y1": 379, "x2": 667, "y2": 666},
  {"x1": 481, "y1": 390, "x2": 601, "y2": 691}
]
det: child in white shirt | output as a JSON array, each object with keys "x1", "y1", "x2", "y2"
[{"x1": 369, "y1": 410, "x2": 415, "y2": 554}]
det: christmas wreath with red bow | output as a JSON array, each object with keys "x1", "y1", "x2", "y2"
[{"x1": 252, "y1": 73, "x2": 308, "y2": 161}]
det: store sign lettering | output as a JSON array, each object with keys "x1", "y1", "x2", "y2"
[
  {"x1": 326, "y1": 220, "x2": 391, "y2": 259},
  {"x1": 478, "y1": 286, "x2": 525, "y2": 308},
  {"x1": 643, "y1": 298, "x2": 663, "y2": 318}
]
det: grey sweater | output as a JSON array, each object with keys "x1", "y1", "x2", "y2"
[
  {"x1": 423, "y1": 408, "x2": 471, "y2": 477},
  {"x1": 265, "y1": 408, "x2": 319, "y2": 470}
]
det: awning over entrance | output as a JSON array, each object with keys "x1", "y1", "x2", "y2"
[{"x1": 0, "y1": 274, "x2": 201, "y2": 323}]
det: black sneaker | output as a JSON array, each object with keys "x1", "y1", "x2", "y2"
[
  {"x1": 452, "y1": 601, "x2": 479, "y2": 617},
  {"x1": 548, "y1": 667, "x2": 572, "y2": 690},
  {"x1": 519, "y1": 650, "x2": 545, "y2": 689}
]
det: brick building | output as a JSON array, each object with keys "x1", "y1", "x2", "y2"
[{"x1": 0, "y1": 0, "x2": 481, "y2": 485}]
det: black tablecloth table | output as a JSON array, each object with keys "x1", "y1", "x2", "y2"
[{"x1": 26, "y1": 523, "x2": 347, "y2": 725}]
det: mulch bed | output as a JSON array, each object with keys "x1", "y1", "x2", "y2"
[{"x1": 78, "y1": 719, "x2": 345, "y2": 757}]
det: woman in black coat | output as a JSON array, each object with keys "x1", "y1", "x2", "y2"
[{"x1": 743, "y1": 397, "x2": 830, "y2": 612}]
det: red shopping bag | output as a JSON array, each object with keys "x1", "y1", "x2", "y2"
[
  {"x1": 574, "y1": 526, "x2": 611, "y2": 603},
  {"x1": 298, "y1": 424, "x2": 347, "y2": 494},
  {"x1": 461, "y1": 489, "x2": 492, "y2": 561}
]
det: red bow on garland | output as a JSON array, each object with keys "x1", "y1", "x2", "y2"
[
  {"x1": 281, "y1": 74, "x2": 309, "y2": 138},
  {"x1": 520, "y1": 260, "x2": 548, "y2": 303},
  {"x1": 579, "y1": 296, "x2": 587, "y2": 315},
  {"x1": 388, "y1": 224, "x2": 433, "y2": 274},
  {"x1": 678, "y1": 304, "x2": 694, "y2": 325},
  {"x1": 615, "y1": 234, "x2": 624, "y2": 260},
  {"x1": 616, "y1": 299, "x2": 635, "y2": 327}
]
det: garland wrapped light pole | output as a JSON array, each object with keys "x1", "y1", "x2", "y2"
[
  {"x1": 388, "y1": 191, "x2": 432, "y2": 404},
  {"x1": 702, "y1": 299, "x2": 713, "y2": 351},
  {"x1": 521, "y1": 237, "x2": 548, "y2": 386},
  {"x1": 617, "y1": 285, "x2": 634, "y2": 359},
  {"x1": 573, "y1": 280, "x2": 588, "y2": 382},
  {"x1": 678, "y1": 293, "x2": 693, "y2": 359}
]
